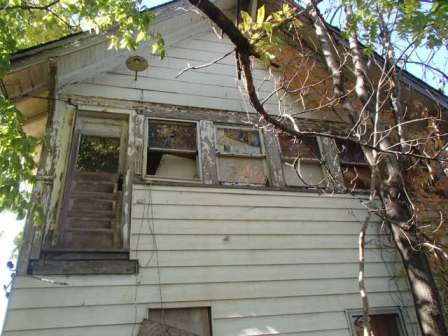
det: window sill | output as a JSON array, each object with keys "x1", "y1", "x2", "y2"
[
  {"x1": 135, "y1": 177, "x2": 371, "y2": 197},
  {"x1": 29, "y1": 251, "x2": 138, "y2": 275}
]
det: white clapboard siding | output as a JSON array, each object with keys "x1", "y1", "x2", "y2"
[
  {"x1": 3, "y1": 185, "x2": 419, "y2": 336},
  {"x1": 130, "y1": 249, "x2": 400, "y2": 266},
  {"x1": 63, "y1": 28, "x2": 341, "y2": 119}
]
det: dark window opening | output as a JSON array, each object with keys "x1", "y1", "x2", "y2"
[
  {"x1": 351, "y1": 313, "x2": 405, "y2": 336},
  {"x1": 336, "y1": 139, "x2": 371, "y2": 190},
  {"x1": 146, "y1": 120, "x2": 199, "y2": 180}
]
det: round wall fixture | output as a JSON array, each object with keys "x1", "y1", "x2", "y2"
[{"x1": 126, "y1": 55, "x2": 149, "y2": 80}]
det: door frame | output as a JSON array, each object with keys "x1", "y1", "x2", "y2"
[{"x1": 57, "y1": 111, "x2": 129, "y2": 250}]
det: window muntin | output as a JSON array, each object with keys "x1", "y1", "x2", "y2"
[
  {"x1": 146, "y1": 119, "x2": 200, "y2": 180},
  {"x1": 215, "y1": 126, "x2": 268, "y2": 185},
  {"x1": 279, "y1": 133, "x2": 324, "y2": 187},
  {"x1": 336, "y1": 139, "x2": 371, "y2": 190}
]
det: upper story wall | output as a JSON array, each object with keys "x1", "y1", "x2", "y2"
[{"x1": 61, "y1": 27, "x2": 345, "y2": 123}]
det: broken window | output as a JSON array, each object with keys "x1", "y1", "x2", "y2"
[
  {"x1": 336, "y1": 139, "x2": 371, "y2": 190},
  {"x1": 279, "y1": 133, "x2": 324, "y2": 187},
  {"x1": 215, "y1": 126, "x2": 268, "y2": 185},
  {"x1": 146, "y1": 119, "x2": 199, "y2": 180},
  {"x1": 139, "y1": 307, "x2": 211, "y2": 336},
  {"x1": 350, "y1": 311, "x2": 406, "y2": 336}
]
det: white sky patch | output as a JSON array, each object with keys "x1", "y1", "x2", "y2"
[{"x1": 0, "y1": 213, "x2": 24, "y2": 332}]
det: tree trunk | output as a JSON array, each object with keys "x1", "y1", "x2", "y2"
[
  {"x1": 187, "y1": 1, "x2": 448, "y2": 334},
  {"x1": 388, "y1": 221, "x2": 447, "y2": 336}
]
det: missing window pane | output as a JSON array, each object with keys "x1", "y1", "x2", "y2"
[
  {"x1": 217, "y1": 128, "x2": 262, "y2": 155},
  {"x1": 342, "y1": 164, "x2": 371, "y2": 189},
  {"x1": 279, "y1": 133, "x2": 320, "y2": 159},
  {"x1": 148, "y1": 121, "x2": 196, "y2": 150},
  {"x1": 336, "y1": 139, "x2": 367, "y2": 163},
  {"x1": 76, "y1": 135, "x2": 120, "y2": 173},
  {"x1": 147, "y1": 151, "x2": 198, "y2": 179},
  {"x1": 352, "y1": 314, "x2": 403, "y2": 336}
]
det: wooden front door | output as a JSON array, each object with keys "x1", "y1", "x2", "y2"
[{"x1": 59, "y1": 116, "x2": 128, "y2": 250}]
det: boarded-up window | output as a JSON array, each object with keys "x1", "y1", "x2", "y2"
[
  {"x1": 146, "y1": 119, "x2": 199, "y2": 180},
  {"x1": 216, "y1": 126, "x2": 268, "y2": 185},
  {"x1": 336, "y1": 139, "x2": 371, "y2": 190},
  {"x1": 351, "y1": 312, "x2": 406, "y2": 336},
  {"x1": 279, "y1": 133, "x2": 324, "y2": 187},
  {"x1": 139, "y1": 307, "x2": 211, "y2": 336}
]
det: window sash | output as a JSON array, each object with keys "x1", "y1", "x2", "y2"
[
  {"x1": 215, "y1": 125, "x2": 267, "y2": 185},
  {"x1": 144, "y1": 118, "x2": 201, "y2": 181}
]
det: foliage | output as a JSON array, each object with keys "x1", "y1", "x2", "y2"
[
  {"x1": 238, "y1": 4, "x2": 295, "y2": 66},
  {"x1": 0, "y1": 97, "x2": 37, "y2": 220}
]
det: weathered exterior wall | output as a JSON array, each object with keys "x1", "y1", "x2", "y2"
[
  {"x1": 62, "y1": 29, "x2": 342, "y2": 122},
  {"x1": 3, "y1": 185, "x2": 419, "y2": 336},
  {"x1": 1, "y1": 3, "x2": 425, "y2": 334}
]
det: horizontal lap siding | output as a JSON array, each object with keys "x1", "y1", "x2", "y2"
[
  {"x1": 3, "y1": 185, "x2": 419, "y2": 336},
  {"x1": 63, "y1": 30, "x2": 333, "y2": 119}
]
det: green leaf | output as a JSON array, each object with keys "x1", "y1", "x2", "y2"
[{"x1": 257, "y1": 5, "x2": 266, "y2": 25}]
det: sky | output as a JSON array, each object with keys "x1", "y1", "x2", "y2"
[{"x1": 0, "y1": 214, "x2": 24, "y2": 332}]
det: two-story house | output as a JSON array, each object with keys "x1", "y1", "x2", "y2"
[{"x1": 2, "y1": 0, "x2": 447, "y2": 335}]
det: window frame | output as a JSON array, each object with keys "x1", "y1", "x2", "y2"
[
  {"x1": 214, "y1": 124, "x2": 269, "y2": 186},
  {"x1": 278, "y1": 133, "x2": 325, "y2": 187},
  {"x1": 143, "y1": 117, "x2": 203, "y2": 183},
  {"x1": 335, "y1": 139, "x2": 371, "y2": 191},
  {"x1": 345, "y1": 307, "x2": 408, "y2": 336}
]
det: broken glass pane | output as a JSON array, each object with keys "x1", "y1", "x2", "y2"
[
  {"x1": 341, "y1": 164, "x2": 371, "y2": 189},
  {"x1": 76, "y1": 135, "x2": 120, "y2": 173},
  {"x1": 148, "y1": 120, "x2": 197, "y2": 150},
  {"x1": 147, "y1": 150, "x2": 198, "y2": 179},
  {"x1": 217, "y1": 128, "x2": 262, "y2": 155},
  {"x1": 336, "y1": 139, "x2": 367, "y2": 163},
  {"x1": 279, "y1": 133, "x2": 320, "y2": 159},
  {"x1": 219, "y1": 157, "x2": 266, "y2": 184}
]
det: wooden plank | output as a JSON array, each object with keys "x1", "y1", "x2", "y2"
[
  {"x1": 131, "y1": 204, "x2": 371, "y2": 222},
  {"x1": 13, "y1": 262, "x2": 401, "y2": 288},
  {"x1": 173, "y1": 38, "x2": 235, "y2": 54},
  {"x1": 109, "y1": 64, "x2": 276, "y2": 92},
  {"x1": 2, "y1": 324, "x2": 136, "y2": 336},
  {"x1": 213, "y1": 312, "x2": 347, "y2": 334},
  {"x1": 131, "y1": 185, "x2": 367, "y2": 209},
  {"x1": 211, "y1": 293, "x2": 415, "y2": 319},
  {"x1": 133, "y1": 184, "x2": 366, "y2": 200},
  {"x1": 129, "y1": 249, "x2": 400, "y2": 267},
  {"x1": 113, "y1": 55, "x2": 270, "y2": 79},
  {"x1": 88, "y1": 72, "x2": 274, "y2": 102},
  {"x1": 8, "y1": 277, "x2": 408, "y2": 309},
  {"x1": 30, "y1": 259, "x2": 138, "y2": 275},
  {"x1": 3, "y1": 305, "x2": 147, "y2": 331},
  {"x1": 129, "y1": 234, "x2": 387, "y2": 250},
  {"x1": 129, "y1": 219, "x2": 379, "y2": 235}
]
